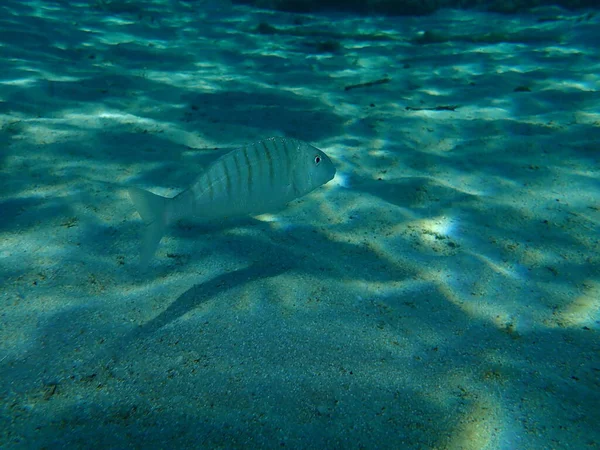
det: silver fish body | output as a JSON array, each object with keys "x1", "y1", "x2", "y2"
[{"x1": 128, "y1": 137, "x2": 336, "y2": 265}]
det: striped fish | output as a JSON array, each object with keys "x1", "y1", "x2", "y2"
[{"x1": 127, "y1": 137, "x2": 336, "y2": 265}]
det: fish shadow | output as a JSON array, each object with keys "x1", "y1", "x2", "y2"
[
  {"x1": 128, "y1": 212, "x2": 415, "y2": 341},
  {"x1": 133, "y1": 258, "x2": 289, "y2": 338}
]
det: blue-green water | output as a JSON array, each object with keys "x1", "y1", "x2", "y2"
[{"x1": 1, "y1": 1, "x2": 599, "y2": 448}]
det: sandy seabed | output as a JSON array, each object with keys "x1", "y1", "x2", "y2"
[{"x1": 1, "y1": 1, "x2": 599, "y2": 448}]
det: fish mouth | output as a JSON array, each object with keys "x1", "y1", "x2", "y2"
[
  {"x1": 324, "y1": 153, "x2": 336, "y2": 181},
  {"x1": 327, "y1": 164, "x2": 337, "y2": 182}
]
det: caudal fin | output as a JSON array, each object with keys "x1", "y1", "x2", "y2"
[{"x1": 127, "y1": 187, "x2": 169, "y2": 266}]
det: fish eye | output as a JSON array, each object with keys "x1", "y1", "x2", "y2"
[{"x1": 314, "y1": 155, "x2": 321, "y2": 165}]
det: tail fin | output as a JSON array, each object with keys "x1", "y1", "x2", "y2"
[{"x1": 127, "y1": 187, "x2": 169, "y2": 267}]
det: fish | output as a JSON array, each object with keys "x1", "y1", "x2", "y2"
[{"x1": 127, "y1": 137, "x2": 336, "y2": 265}]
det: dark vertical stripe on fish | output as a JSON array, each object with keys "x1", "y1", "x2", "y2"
[
  {"x1": 262, "y1": 140, "x2": 275, "y2": 189},
  {"x1": 251, "y1": 142, "x2": 261, "y2": 189},
  {"x1": 243, "y1": 145, "x2": 253, "y2": 196},
  {"x1": 232, "y1": 151, "x2": 243, "y2": 202},
  {"x1": 206, "y1": 167, "x2": 214, "y2": 201},
  {"x1": 222, "y1": 155, "x2": 232, "y2": 201},
  {"x1": 195, "y1": 174, "x2": 206, "y2": 200},
  {"x1": 282, "y1": 139, "x2": 293, "y2": 182},
  {"x1": 271, "y1": 138, "x2": 284, "y2": 190},
  {"x1": 212, "y1": 157, "x2": 226, "y2": 201}
]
